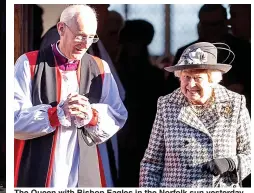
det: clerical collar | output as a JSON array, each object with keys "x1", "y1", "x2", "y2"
[{"x1": 52, "y1": 41, "x2": 79, "y2": 71}]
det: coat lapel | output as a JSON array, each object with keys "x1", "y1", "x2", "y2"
[
  {"x1": 172, "y1": 85, "x2": 231, "y2": 138},
  {"x1": 168, "y1": 89, "x2": 211, "y2": 137},
  {"x1": 198, "y1": 103, "x2": 219, "y2": 131},
  {"x1": 201, "y1": 85, "x2": 233, "y2": 132},
  {"x1": 178, "y1": 105, "x2": 212, "y2": 138}
]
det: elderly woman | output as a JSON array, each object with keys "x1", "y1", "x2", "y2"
[{"x1": 139, "y1": 42, "x2": 251, "y2": 188}]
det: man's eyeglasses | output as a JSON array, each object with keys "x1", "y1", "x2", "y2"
[{"x1": 64, "y1": 23, "x2": 99, "y2": 44}]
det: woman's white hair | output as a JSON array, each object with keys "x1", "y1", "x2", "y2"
[
  {"x1": 174, "y1": 69, "x2": 223, "y2": 84},
  {"x1": 60, "y1": 4, "x2": 97, "y2": 26}
]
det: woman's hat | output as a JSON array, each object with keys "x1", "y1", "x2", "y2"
[{"x1": 165, "y1": 42, "x2": 235, "y2": 73}]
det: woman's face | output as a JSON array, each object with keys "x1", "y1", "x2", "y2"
[{"x1": 180, "y1": 70, "x2": 212, "y2": 104}]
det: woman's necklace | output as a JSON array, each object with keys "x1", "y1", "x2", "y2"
[{"x1": 189, "y1": 90, "x2": 215, "y2": 117}]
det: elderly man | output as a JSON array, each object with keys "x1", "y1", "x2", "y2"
[
  {"x1": 39, "y1": 5, "x2": 126, "y2": 187},
  {"x1": 14, "y1": 5, "x2": 127, "y2": 187}
]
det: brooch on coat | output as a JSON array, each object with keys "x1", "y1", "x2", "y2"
[{"x1": 220, "y1": 102, "x2": 233, "y2": 118}]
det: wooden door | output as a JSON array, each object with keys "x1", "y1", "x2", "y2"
[{"x1": 14, "y1": 4, "x2": 32, "y2": 61}]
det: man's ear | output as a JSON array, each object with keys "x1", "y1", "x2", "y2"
[
  {"x1": 57, "y1": 22, "x2": 65, "y2": 36},
  {"x1": 60, "y1": 27, "x2": 64, "y2": 34}
]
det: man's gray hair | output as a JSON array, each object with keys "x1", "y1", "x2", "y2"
[{"x1": 60, "y1": 4, "x2": 97, "y2": 25}]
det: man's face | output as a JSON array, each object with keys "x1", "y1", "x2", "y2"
[
  {"x1": 58, "y1": 15, "x2": 97, "y2": 60},
  {"x1": 198, "y1": 9, "x2": 228, "y2": 42}
]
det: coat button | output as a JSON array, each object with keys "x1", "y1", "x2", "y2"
[{"x1": 184, "y1": 140, "x2": 189, "y2": 145}]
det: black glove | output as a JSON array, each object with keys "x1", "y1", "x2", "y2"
[{"x1": 205, "y1": 158, "x2": 236, "y2": 176}]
